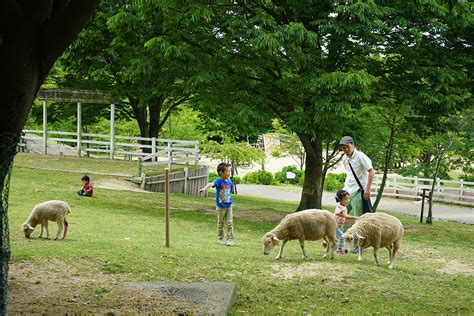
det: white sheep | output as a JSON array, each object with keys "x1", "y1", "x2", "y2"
[
  {"x1": 343, "y1": 212, "x2": 404, "y2": 269},
  {"x1": 22, "y1": 200, "x2": 71, "y2": 240},
  {"x1": 262, "y1": 209, "x2": 338, "y2": 260}
]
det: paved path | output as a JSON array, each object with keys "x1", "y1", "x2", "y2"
[{"x1": 236, "y1": 184, "x2": 474, "y2": 225}]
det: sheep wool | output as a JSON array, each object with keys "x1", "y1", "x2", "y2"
[
  {"x1": 262, "y1": 209, "x2": 337, "y2": 260},
  {"x1": 22, "y1": 200, "x2": 71, "y2": 240},
  {"x1": 343, "y1": 212, "x2": 404, "y2": 269}
]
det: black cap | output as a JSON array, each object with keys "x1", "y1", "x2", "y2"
[{"x1": 339, "y1": 136, "x2": 354, "y2": 145}]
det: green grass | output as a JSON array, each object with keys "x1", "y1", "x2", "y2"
[{"x1": 7, "y1": 154, "x2": 474, "y2": 314}]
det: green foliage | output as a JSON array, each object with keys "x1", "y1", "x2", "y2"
[
  {"x1": 324, "y1": 173, "x2": 347, "y2": 191},
  {"x1": 208, "y1": 171, "x2": 218, "y2": 182},
  {"x1": 201, "y1": 141, "x2": 266, "y2": 167},
  {"x1": 274, "y1": 165, "x2": 304, "y2": 185},
  {"x1": 242, "y1": 170, "x2": 277, "y2": 185}
]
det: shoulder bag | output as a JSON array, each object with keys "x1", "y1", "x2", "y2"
[{"x1": 348, "y1": 162, "x2": 374, "y2": 213}]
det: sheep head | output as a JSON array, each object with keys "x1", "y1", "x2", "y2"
[
  {"x1": 22, "y1": 223, "x2": 34, "y2": 238},
  {"x1": 343, "y1": 230, "x2": 364, "y2": 252},
  {"x1": 262, "y1": 232, "x2": 280, "y2": 255}
]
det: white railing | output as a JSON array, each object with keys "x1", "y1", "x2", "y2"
[
  {"x1": 19, "y1": 129, "x2": 200, "y2": 165},
  {"x1": 372, "y1": 174, "x2": 474, "y2": 206}
]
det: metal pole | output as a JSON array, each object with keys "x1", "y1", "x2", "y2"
[
  {"x1": 165, "y1": 168, "x2": 170, "y2": 247},
  {"x1": 77, "y1": 102, "x2": 82, "y2": 157},
  {"x1": 110, "y1": 103, "x2": 115, "y2": 159},
  {"x1": 42, "y1": 100, "x2": 48, "y2": 155},
  {"x1": 420, "y1": 189, "x2": 426, "y2": 223}
]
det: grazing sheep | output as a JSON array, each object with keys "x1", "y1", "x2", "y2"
[
  {"x1": 262, "y1": 209, "x2": 337, "y2": 260},
  {"x1": 343, "y1": 212, "x2": 404, "y2": 269},
  {"x1": 22, "y1": 200, "x2": 71, "y2": 240}
]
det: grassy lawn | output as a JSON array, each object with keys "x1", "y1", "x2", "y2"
[{"x1": 7, "y1": 154, "x2": 474, "y2": 314}]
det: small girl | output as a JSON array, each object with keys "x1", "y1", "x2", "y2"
[
  {"x1": 334, "y1": 189, "x2": 357, "y2": 254},
  {"x1": 77, "y1": 175, "x2": 93, "y2": 197}
]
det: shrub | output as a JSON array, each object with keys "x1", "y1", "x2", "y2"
[
  {"x1": 460, "y1": 174, "x2": 474, "y2": 182},
  {"x1": 209, "y1": 172, "x2": 219, "y2": 182},
  {"x1": 324, "y1": 173, "x2": 346, "y2": 191},
  {"x1": 209, "y1": 172, "x2": 241, "y2": 184},
  {"x1": 242, "y1": 170, "x2": 277, "y2": 185},
  {"x1": 231, "y1": 176, "x2": 241, "y2": 184},
  {"x1": 274, "y1": 165, "x2": 303, "y2": 185}
]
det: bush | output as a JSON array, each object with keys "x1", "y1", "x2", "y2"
[
  {"x1": 242, "y1": 170, "x2": 277, "y2": 185},
  {"x1": 209, "y1": 172, "x2": 241, "y2": 184},
  {"x1": 209, "y1": 172, "x2": 219, "y2": 182},
  {"x1": 231, "y1": 176, "x2": 241, "y2": 184},
  {"x1": 460, "y1": 174, "x2": 474, "y2": 182},
  {"x1": 324, "y1": 173, "x2": 346, "y2": 191},
  {"x1": 274, "y1": 165, "x2": 303, "y2": 185}
]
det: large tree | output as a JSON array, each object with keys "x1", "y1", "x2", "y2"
[
  {"x1": 0, "y1": 1, "x2": 98, "y2": 312},
  {"x1": 61, "y1": 0, "x2": 211, "y2": 144},
  {"x1": 189, "y1": 1, "x2": 382, "y2": 210}
]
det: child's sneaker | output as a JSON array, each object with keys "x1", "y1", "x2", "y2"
[
  {"x1": 226, "y1": 239, "x2": 235, "y2": 246},
  {"x1": 353, "y1": 246, "x2": 359, "y2": 254},
  {"x1": 218, "y1": 239, "x2": 226, "y2": 245},
  {"x1": 336, "y1": 249, "x2": 345, "y2": 255}
]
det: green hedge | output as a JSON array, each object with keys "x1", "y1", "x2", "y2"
[
  {"x1": 324, "y1": 173, "x2": 346, "y2": 191},
  {"x1": 242, "y1": 170, "x2": 277, "y2": 185},
  {"x1": 274, "y1": 165, "x2": 304, "y2": 185}
]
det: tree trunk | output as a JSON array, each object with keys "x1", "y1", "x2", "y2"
[
  {"x1": 131, "y1": 102, "x2": 149, "y2": 138},
  {"x1": 131, "y1": 98, "x2": 165, "y2": 154},
  {"x1": 148, "y1": 97, "x2": 165, "y2": 138},
  {"x1": 373, "y1": 126, "x2": 396, "y2": 211},
  {"x1": 296, "y1": 134, "x2": 323, "y2": 211},
  {"x1": 0, "y1": 1, "x2": 99, "y2": 312},
  {"x1": 0, "y1": 133, "x2": 19, "y2": 314}
]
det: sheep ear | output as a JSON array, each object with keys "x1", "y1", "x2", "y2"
[
  {"x1": 356, "y1": 233, "x2": 366, "y2": 240},
  {"x1": 272, "y1": 235, "x2": 279, "y2": 241}
]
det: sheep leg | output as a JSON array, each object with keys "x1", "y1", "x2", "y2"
[
  {"x1": 62, "y1": 219, "x2": 68, "y2": 239},
  {"x1": 357, "y1": 242, "x2": 363, "y2": 261},
  {"x1": 373, "y1": 247, "x2": 380, "y2": 266},
  {"x1": 276, "y1": 240, "x2": 287, "y2": 260},
  {"x1": 55, "y1": 219, "x2": 64, "y2": 240},
  {"x1": 299, "y1": 239, "x2": 307, "y2": 259},
  {"x1": 387, "y1": 244, "x2": 394, "y2": 266},
  {"x1": 388, "y1": 240, "x2": 401, "y2": 269},
  {"x1": 323, "y1": 236, "x2": 335, "y2": 259},
  {"x1": 39, "y1": 224, "x2": 44, "y2": 238},
  {"x1": 45, "y1": 221, "x2": 50, "y2": 239}
]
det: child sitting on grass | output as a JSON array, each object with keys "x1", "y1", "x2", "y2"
[
  {"x1": 77, "y1": 175, "x2": 93, "y2": 197},
  {"x1": 334, "y1": 189, "x2": 357, "y2": 254}
]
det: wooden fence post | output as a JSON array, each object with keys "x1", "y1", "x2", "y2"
[
  {"x1": 77, "y1": 102, "x2": 82, "y2": 157},
  {"x1": 109, "y1": 103, "x2": 115, "y2": 159},
  {"x1": 167, "y1": 141, "x2": 172, "y2": 169},
  {"x1": 184, "y1": 167, "x2": 188, "y2": 194},
  {"x1": 42, "y1": 100, "x2": 48, "y2": 155},
  {"x1": 165, "y1": 168, "x2": 170, "y2": 248}
]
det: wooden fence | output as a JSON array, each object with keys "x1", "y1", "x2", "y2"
[
  {"x1": 372, "y1": 174, "x2": 474, "y2": 206},
  {"x1": 141, "y1": 166, "x2": 209, "y2": 196},
  {"x1": 19, "y1": 129, "x2": 200, "y2": 165}
]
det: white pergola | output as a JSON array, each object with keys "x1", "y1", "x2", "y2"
[{"x1": 37, "y1": 89, "x2": 119, "y2": 158}]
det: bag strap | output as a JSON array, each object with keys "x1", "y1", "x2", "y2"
[{"x1": 348, "y1": 161, "x2": 364, "y2": 191}]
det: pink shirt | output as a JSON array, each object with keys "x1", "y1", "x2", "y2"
[{"x1": 334, "y1": 204, "x2": 348, "y2": 227}]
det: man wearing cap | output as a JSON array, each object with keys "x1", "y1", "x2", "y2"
[{"x1": 339, "y1": 136, "x2": 375, "y2": 217}]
